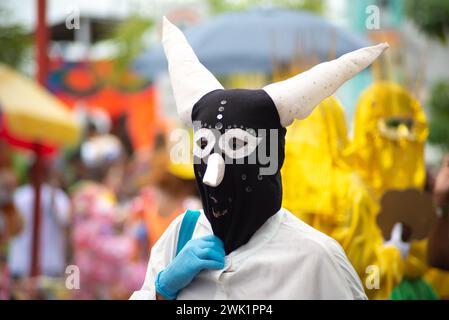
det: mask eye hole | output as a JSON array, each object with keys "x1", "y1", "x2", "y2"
[
  {"x1": 219, "y1": 129, "x2": 261, "y2": 159},
  {"x1": 200, "y1": 137, "x2": 208, "y2": 149},
  {"x1": 193, "y1": 128, "x2": 216, "y2": 159},
  {"x1": 230, "y1": 137, "x2": 247, "y2": 150}
]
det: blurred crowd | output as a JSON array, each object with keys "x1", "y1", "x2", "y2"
[
  {"x1": 1, "y1": 79, "x2": 449, "y2": 300},
  {"x1": 0, "y1": 111, "x2": 201, "y2": 299}
]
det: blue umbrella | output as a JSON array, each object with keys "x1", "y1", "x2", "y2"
[{"x1": 134, "y1": 7, "x2": 370, "y2": 77}]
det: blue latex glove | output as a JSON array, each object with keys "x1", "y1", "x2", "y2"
[{"x1": 155, "y1": 234, "x2": 225, "y2": 300}]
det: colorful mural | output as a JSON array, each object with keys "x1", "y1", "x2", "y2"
[{"x1": 47, "y1": 59, "x2": 159, "y2": 151}]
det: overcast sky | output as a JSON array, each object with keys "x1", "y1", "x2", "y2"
[
  {"x1": 2, "y1": 0, "x2": 161, "y2": 28},
  {"x1": 2, "y1": 0, "x2": 346, "y2": 29}
]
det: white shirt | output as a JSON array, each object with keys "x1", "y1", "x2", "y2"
[
  {"x1": 130, "y1": 208, "x2": 367, "y2": 300},
  {"x1": 8, "y1": 184, "x2": 70, "y2": 276}
]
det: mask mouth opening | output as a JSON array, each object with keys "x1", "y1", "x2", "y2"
[
  {"x1": 204, "y1": 187, "x2": 233, "y2": 219},
  {"x1": 211, "y1": 207, "x2": 229, "y2": 218},
  {"x1": 377, "y1": 117, "x2": 416, "y2": 141}
]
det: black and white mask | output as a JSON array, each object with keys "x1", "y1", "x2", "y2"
[{"x1": 162, "y1": 17, "x2": 388, "y2": 253}]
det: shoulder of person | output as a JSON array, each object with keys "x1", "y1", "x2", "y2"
[
  {"x1": 279, "y1": 208, "x2": 366, "y2": 299},
  {"x1": 278, "y1": 208, "x2": 347, "y2": 258}
]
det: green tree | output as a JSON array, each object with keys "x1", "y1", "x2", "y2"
[
  {"x1": 406, "y1": 0, "x2": 449, "y2": 42},
  {"x1": 208, "y1": 0, "x2": 324, "y2": 15},
  {"x1": 428, "y1": 81, "x2": 449, "y2": 151},
  {"x1": 107, "y1": 15, "x2": 153, "y2": 80},
  {"x1": 0, "y1": 7, "x2": 31, "y2": 68},
  {"x1": 406, "y1": 1, "x2": 449, "y2": 150}
]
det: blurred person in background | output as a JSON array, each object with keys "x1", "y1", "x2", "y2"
[
  {"x1": 349, "y1": 82, "x2": 428, "y2": 198},
  {"x1": 0, "y1": 141, "x2": 22, "y2": 299},
  {"x1": 429, "y1": 155, "x2": 449, "y2": 271},
  {"x1": 71, "y1": 132, "x2": 145, "y2": 299},
  {"x1": 131, "y1": 130, "x2": 200, "y2": 251},
  {"x1": 349, "y1": 82, "x2": 448, "y2": 299},
  {"x1": 426, "y1": 156, "x2": 449, "y2": 299},
  {"x1": 7, "y1": 158, "x2": 70, "y2": 280}
]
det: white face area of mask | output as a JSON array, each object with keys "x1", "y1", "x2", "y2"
[{"x1": 194, "y1": 127, "x2": 262, "y2": 187}]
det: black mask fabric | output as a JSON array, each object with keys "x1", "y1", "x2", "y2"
[{"x1": 192, "y1": 89, "x2": 286, "y2": 254}]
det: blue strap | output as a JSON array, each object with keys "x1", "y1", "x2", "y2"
[{"x1": 176, "y1": 210, "x2": 200, "y2": 256}]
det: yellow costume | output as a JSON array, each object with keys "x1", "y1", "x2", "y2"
[
  {"x1": 349, "y1": 82, "x2": 428, "y2": 197},
  {"x1": 349, "y1": 82, "x2": 446, "y2": 299},
  {"x1": 282, "y1": 96, "x2": 404, "y2": 299}
]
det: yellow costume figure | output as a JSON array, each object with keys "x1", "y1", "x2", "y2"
[
  {"x1": 282, "y1": 96, "x2": 404, "y2": 299},
  {"x1": 349, "y1": 82, "x2": 445, "y2": 299},
  {"x1": 349, "y1": 82, "x2": 428, "y2": 197}
]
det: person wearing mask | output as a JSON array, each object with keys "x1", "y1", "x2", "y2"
[{"x1": 131, "y1": 17, "x2": 388, "y2": 300}]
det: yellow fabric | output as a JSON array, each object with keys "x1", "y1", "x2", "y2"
[
  {"x1": 348, "y1": 81, "x2": 428, "y2": 197},
  {"x1": 281, "y1": 83, "x2": 449, "y2": 299},
  {"x1": 403, "y1": 241, "x2": 449, "y2": 299},
  {"x1": 349, "y1": 81, "x2": 449, "y2": 298},
  {"x1": 281, "y1": 96, "x2": 404, "y2": 299},
  {"x1": 425, "y1": 269, "x2": 449, "y2": 299},
  {"x1": 407, "y1": 239, "x2": 449, "y2": 299},
  {"x1": 282, "y1": 96, "x2": 350, "y2": 222},
  {"x1": 350, "y1": 81, "x2": 443, "y2": 290},
  {"x1": 404, "y1": 241, "x2": 428, "y2": 279},
  {"x1": 0, "y1": 64, "x2": 80, "y2": 146},
  {"x1": 167, "y1": 127, "x2": 195, "y2": 180},
  {"x1": 168, "y1": 161, "x2": 195, "y2": 180}
]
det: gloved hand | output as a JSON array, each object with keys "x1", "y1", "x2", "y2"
[
  {"x1": 156, "y1": 234, "x2": 225, "y2": 300},
  {"x1": 384, "y1": 223, "x2": 411, "y2": 260}
]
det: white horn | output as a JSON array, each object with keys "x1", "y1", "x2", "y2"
[
  {"x1": 162, "y1": 16, "x2": 224, "y2": 127},
  {"x1": 263, "y1": 43, "x2": 389, "y2": 127}
]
